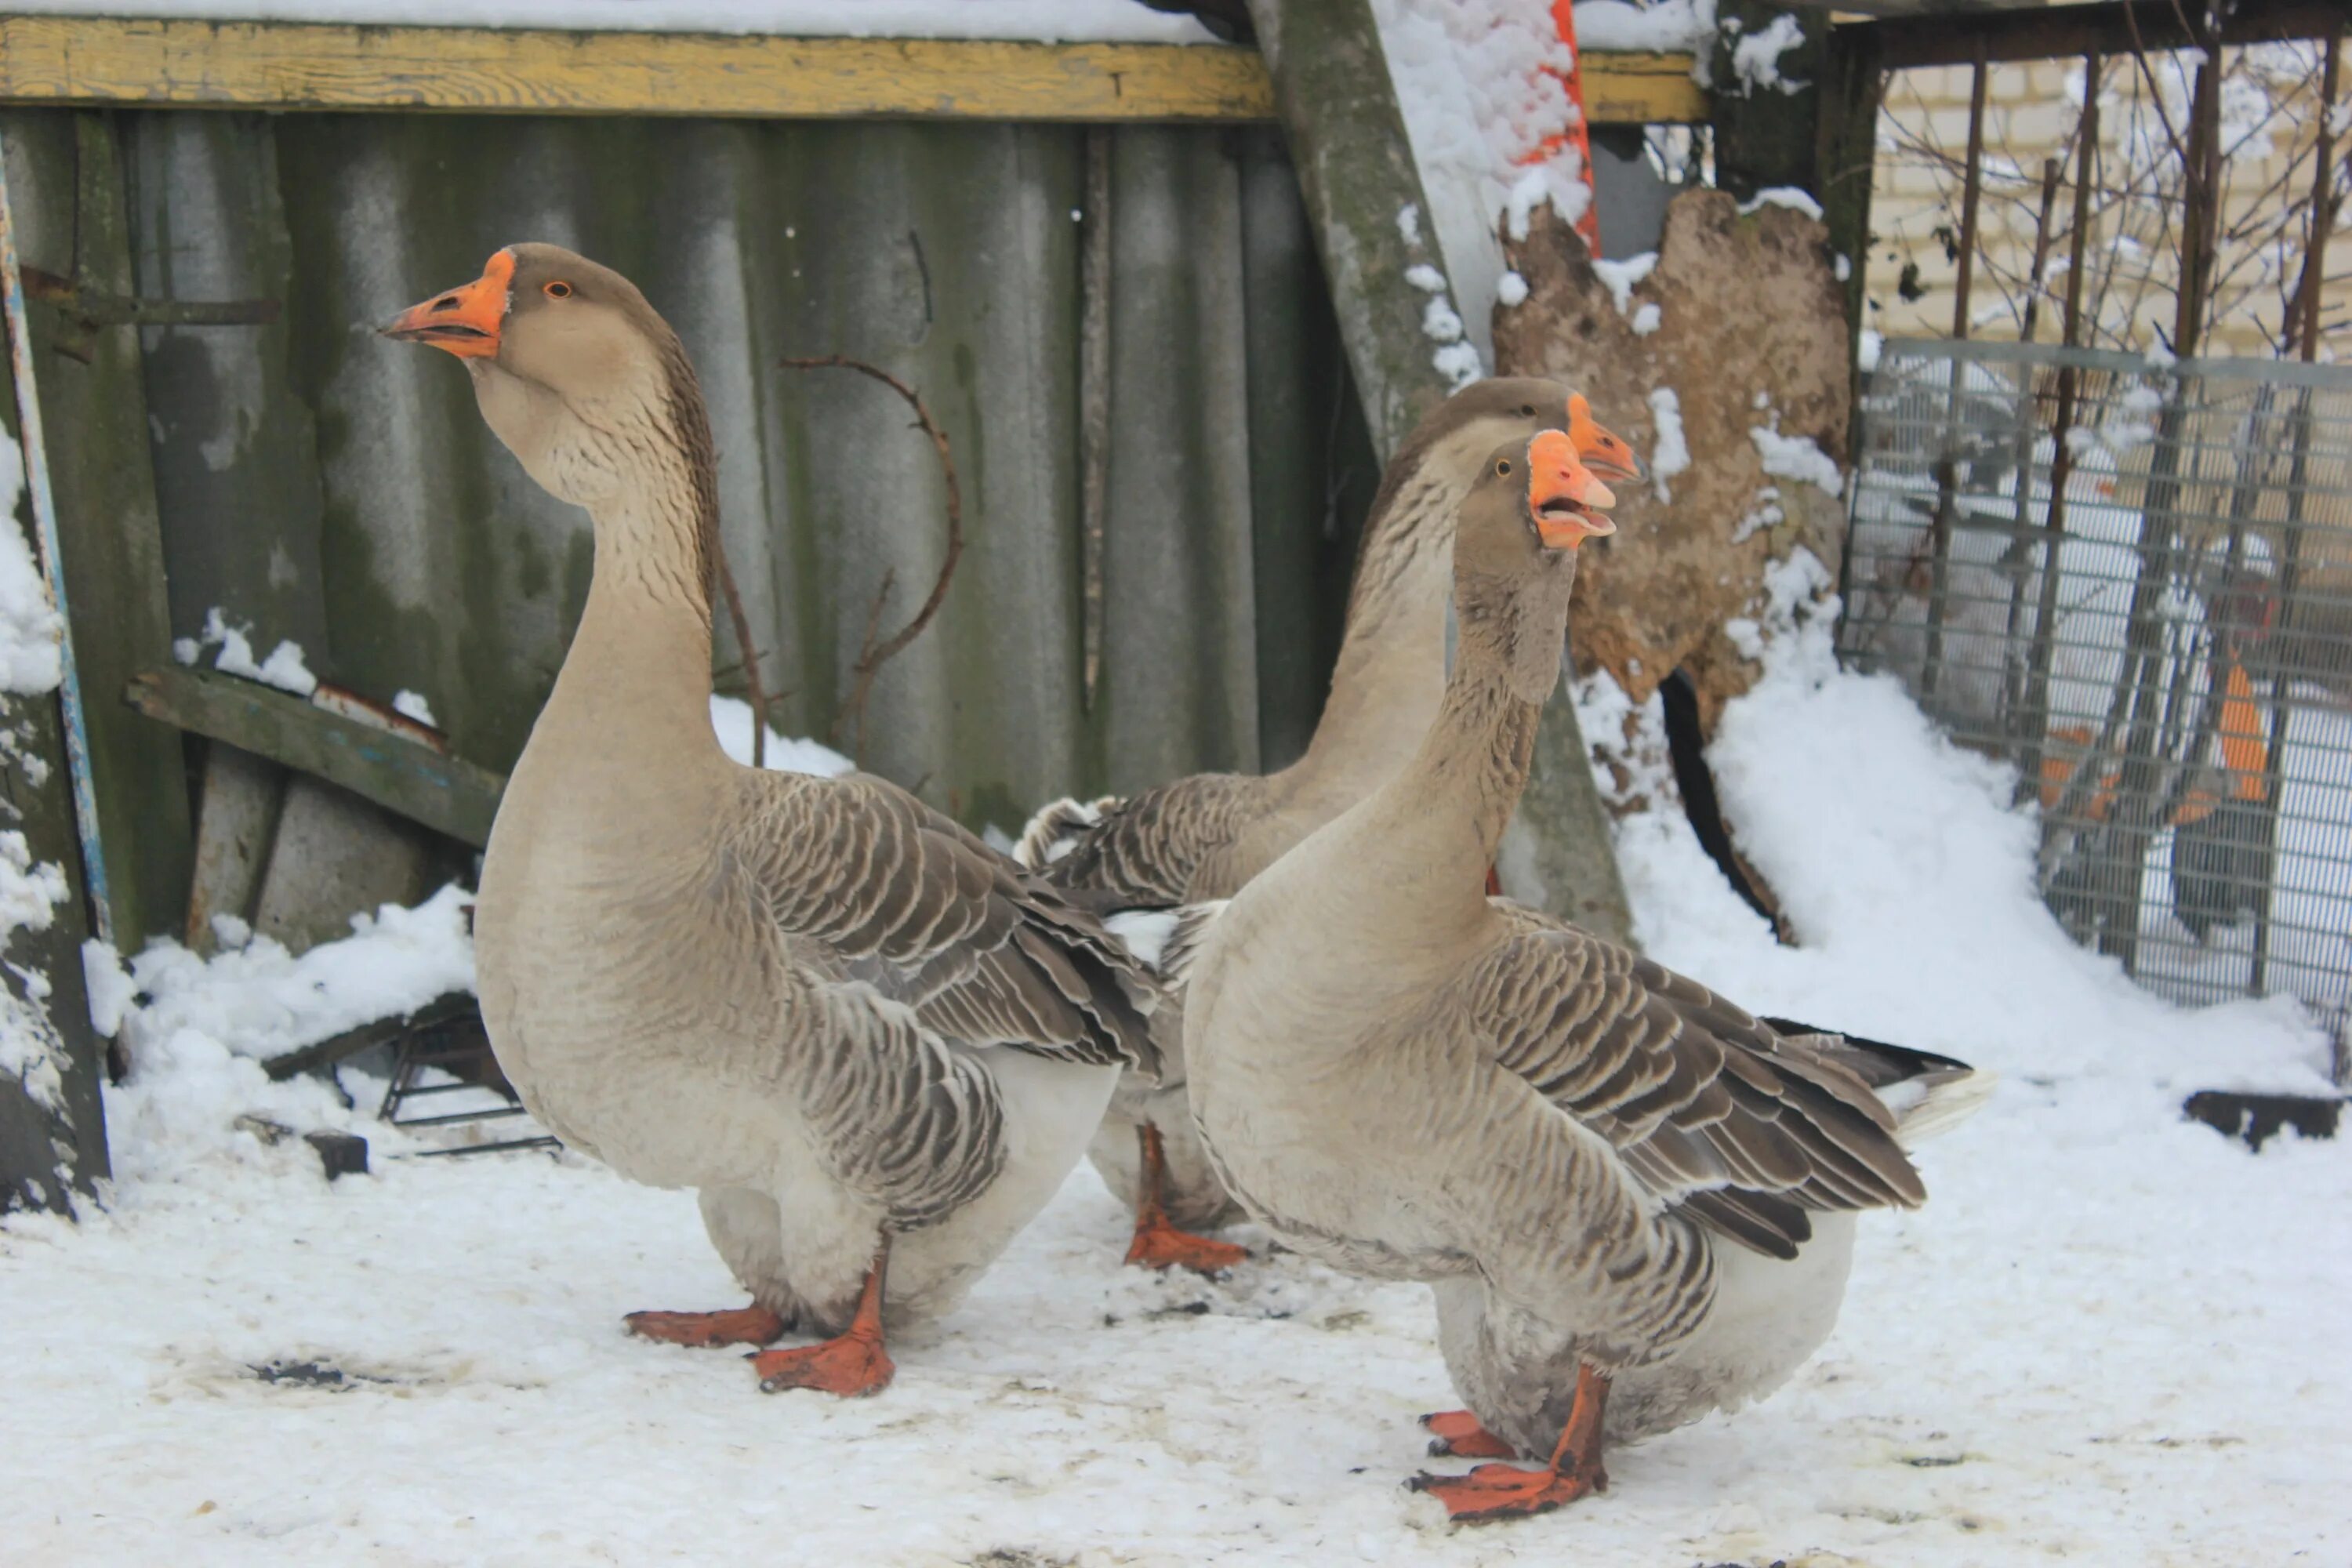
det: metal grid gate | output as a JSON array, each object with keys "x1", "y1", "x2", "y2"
[{"x1": 1838, "y1": 339, "x2": 2352, "y2": 1026}]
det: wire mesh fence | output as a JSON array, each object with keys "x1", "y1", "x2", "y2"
[{"x1": 1838, "y1": 338, "x2": 2352, "y2": 1037}]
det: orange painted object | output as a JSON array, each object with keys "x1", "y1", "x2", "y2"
[
  {"x1": 2218, "y1": 662, "x2": 2268, "y2": 802},
  {"x1": 2035, "y1": 660, "x2": 2270, "y2": 829},
  {"x1": 1515, "y1": 0, "x2": 1600, "y2": 253}
]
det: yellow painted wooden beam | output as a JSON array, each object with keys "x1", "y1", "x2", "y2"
[
  {"x1": 0, "y1": 16, "x2": 1706, "y2": 125},
  {"x1": 1581, "y1": 51, "x2": 1710, "y2": 129}
]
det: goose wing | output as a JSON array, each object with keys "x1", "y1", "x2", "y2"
[
  {"x1": 1461, "y1": 906, "x2": 1926, "y2": 1258},
  {"x1": 734, "y1": 769, "x2": 1159, "y2": 1077},
  {"x1": 1019, "y1": 773, "x2": 1266, "y2": 906},
  {"x1": 797, "y1": 978, "x2": 1007, "y2": 1229}
]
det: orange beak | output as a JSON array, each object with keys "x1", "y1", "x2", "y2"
[
  {"x1": 1568, "y1": 393, "x2": 1642, "y2": 485},
  {"x1": 1528, "y1": 428, "x2": 1616, "y2": 550},
  {"x1": 381, "y1": 249, "x2": 514, "y2": 358}
]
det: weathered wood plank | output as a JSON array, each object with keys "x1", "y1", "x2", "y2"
[
  {"x1": 0, "y1": 17, "x2": 1704, "y2": 126},
  {"x1": 0, "y1": 19, "x2": 1272, "y2": 121},
  {"x1": 0, "y1": 118, "x2": 107, "y2": 1210},
  {"x1": 262, "y1": 989, "x2": 472, "y2": 1083},
  {"x1": 125, "y1": 666, "x2": 506, "y2": 849},
  {"x1": 13, "y1": 111, "x2": 194, "y2": 946},
  {"x1": 1579, "y1": 51, "x2": 1708, "y2": 129},
  {"x1": 1242, "y1": 0, "x2": 1634, "y2": 946}
]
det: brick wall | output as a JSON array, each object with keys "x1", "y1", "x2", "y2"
[{"x1": 1867, "y1": 54, "x2": 2347, "y2": 361}]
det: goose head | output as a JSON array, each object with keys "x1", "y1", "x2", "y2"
[
  {"x1": 1568, "y1": 392, "x2": 1643, "y2": 485},
  {"x1": 1394, "y1": 378, "x2": 1640, "y2": 499},
  {"x1": 1454, "y1": 430, "x2": 1617, "y2": 702},
  {"x1": 383, "y1": 243, "x2": 705, "y2": 515}
]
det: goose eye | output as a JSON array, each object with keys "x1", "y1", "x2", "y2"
[
  {"x1": 544, "y1": 280, "x2": 573, "y2": 299},
  {"x1": 1497, "y1": 459, "x2": 1513, "y2": 476},
  {"x1": 1519, "y1": 404, "x2": 1536, "y2": 416}
]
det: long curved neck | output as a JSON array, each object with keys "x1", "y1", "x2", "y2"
[
  {"x1": 540, "y1": 400, "x2": 725, "y2": 766},
  {"x1": 1289, "y1": 464, "x2": 1461, "y2": 790},
  {"x1": 1351, "y1": 554, "x2": 1577, "y2": 924}
]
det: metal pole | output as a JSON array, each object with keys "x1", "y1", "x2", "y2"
[
  {"x1": 2295, "y1": 31, "x2": 2341, "y2": 365},
  {"x1": 2255, "y1": 30, "x2": 2342, "y2": 995},
  {"x1": 1949, "y1": 42, "x2": 1990, "y2": 344},
  {"x1": 2018, "y1": 51, "x2": 2100, "y2": 813},
  {"x1": 0, "y1": 127, "x2": 111, "y2": 949},
  {"x1": 1920, "y1": 40, "x2": 1991, "y2": 703}
]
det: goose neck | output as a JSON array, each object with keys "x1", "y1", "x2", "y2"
[{"x1": 1290, "y1": 467, "x2": 1457, "y2": 791}]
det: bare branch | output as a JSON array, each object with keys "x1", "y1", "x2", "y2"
[{"x1": 779, "y1": 354, "x2": 965, "y2": 766}]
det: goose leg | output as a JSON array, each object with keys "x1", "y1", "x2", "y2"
[
  {"x1": 624, "y1": 1305, "x2": 787, "y2": 1348},
  {"x1": 1419, "y1": 1409, "x2": 1518, "y2": 1460},
  {"x1": 747, "y1": 1240, "x2": 895, "y2": 1398},
  {"x1": 1123, "y1": 1123, "x2": 1249, "y2": 1275},
  {"x1": 1409, "y1": 1364, "x2": 1610, "y2": 1523}
]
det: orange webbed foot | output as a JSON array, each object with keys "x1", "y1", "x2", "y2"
[
  {"x1": 1125, "y1": 1215, "x2": 1250, "y2": 1275},
  {"x1": 1407, "y1": 1460, "x2": 1602, "y2": 1523},
  {"x1": 1419, "y1": 1410, "x2": 1519, "y2": 1460},
  {"x1": 747, "y1": 1331, "x2": 895, "y2": 1398},
  {"x1": 624, "y1": 1305, "x2": 786, "y2": 1348}
]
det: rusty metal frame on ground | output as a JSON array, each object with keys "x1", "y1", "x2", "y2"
[{"x1": 0, "y1": 16, "x2": 1708, "y2": 125}]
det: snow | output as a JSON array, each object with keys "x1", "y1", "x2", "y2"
[
  {"x1": 1494, "y1": 269, "x2": 1529, "y2": 308},
  {"x1": 1737, "y1": 184, "x2": 1826, "y2": 222},
  {"x1": 0, "y1": 830, "x2": 71, "y2": 1112},
  {"x1": 1629, "y1": 300, "x2": 1662, "y2": 336},
  {"x1": 1646, "y1": 385, "x2": 1688, "y2": 502},
  {"x1": 6, "y1": 594, "x2": 2350, "y2": 1563},
  {"x1": 185, "y1": 606, "x2": 319, "y2": 698},
  {"x1": 1372, "y1": 0, "x2": 1593, "y2": 367},
  {"x1": 103, "y1": 884, "x2": 477, "y2": 1064},
  {"x1": 1571, "y1": 0, "x2": 1715, "y2": 54},
  {"x1": 389, "y1": 688, "x2": 437, "y2": 728},
  {"x1": 1726, "y1": 10, "x2": 1805, "y2": 95},
  {"x1": 0, "y1": 432, "x2": 64, "y2": 695},
  {"x1": 709, "y1": 694, "x2": 854, "y2": 777},
  {"x1": 0, "y1": 0, "x2": 1220, "y2": 42},
  {"x1": 1750, "y1": 424, "x2": 1846, "y2": 498},
  {"x1": 81, "y1": 942, "x2": 132, "y2": 1038},
  {"x1": 1589, "y1": 250, "x2": 1658, "y2": 315}
]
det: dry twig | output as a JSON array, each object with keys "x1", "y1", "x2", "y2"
[
  {"x1": 779, "y1": 354, "x2": 964, "y2": 764},
  {"x1": 712, "y1": 550, "x2": 771, "y2": 768}
]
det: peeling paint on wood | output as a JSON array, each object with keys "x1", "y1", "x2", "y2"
[
  {"x1": 0, "y1": 17, "x2": 1704, "y2": 126},
  {"x1": 125, "y1": 667, "x2": 506, "y2": 849}
]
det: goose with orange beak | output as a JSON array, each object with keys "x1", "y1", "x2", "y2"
[
  {"x1": 383, "y1": 245, "x2": 1160, "y2": 1397},
  {"x1": 1012, "y1": 385, "x2": 1640, "y2": 1279},
  {"x1": 1180, "y1": 430, "x2": 1986, "y2": 1523}
]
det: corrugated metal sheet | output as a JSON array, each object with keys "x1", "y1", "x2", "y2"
[{"x1": 106, "y1": 108, "x2": 1370, "y2": 840}]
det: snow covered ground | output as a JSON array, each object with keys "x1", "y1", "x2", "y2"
[{"x1": 8, "y1": 609, "x2": 2350, "y2": 1566}]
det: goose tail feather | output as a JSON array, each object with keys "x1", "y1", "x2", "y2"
[{"x1": 1760, "y1": 1017, "x2": 1997, "y2": 1151}]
